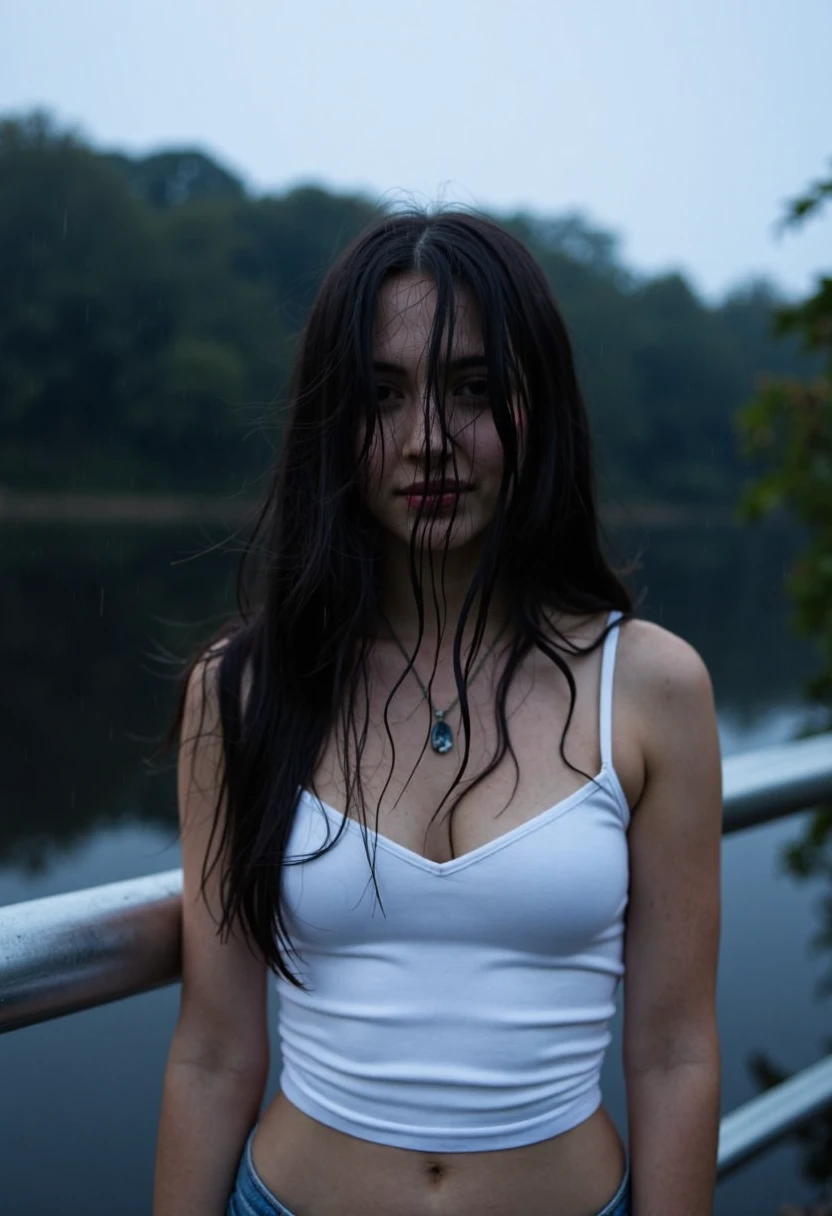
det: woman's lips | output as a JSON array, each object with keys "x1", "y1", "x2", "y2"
[{"x1": 403, "y1": 488, "x2": 471, "y2": 511}]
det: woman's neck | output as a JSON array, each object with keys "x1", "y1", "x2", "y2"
[{"x1": 375, "y1": 543, "x2": 511, "y2": 652}]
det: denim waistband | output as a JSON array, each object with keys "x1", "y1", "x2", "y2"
[{"x1": 226, "y1": 1128, "x2": 296, "y2": 1216}]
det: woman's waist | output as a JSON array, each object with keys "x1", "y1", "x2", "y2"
[{"x1": 251, "y1": 1090, "x2": 626, "y2": 1216}]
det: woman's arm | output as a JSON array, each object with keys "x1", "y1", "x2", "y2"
[
  {"x1": 620, "y1": 623, "x2": 723, "y2": 1216},
  {"x1": 153, "y1": 649, "x2": 270, "y2": 1216},
  {"x1": 154, "y1": 1056, "x2": 266, "y2": 1216}
]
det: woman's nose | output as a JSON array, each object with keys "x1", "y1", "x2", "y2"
[{"x1": 400, "y1": 392, "x2": 449, "y2": 458}]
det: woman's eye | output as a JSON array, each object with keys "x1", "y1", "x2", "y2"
[
  {"x1": 376, "y1": 384, "x2": 401, "y2": 407},
  {"x1": 454, "y1": 379, "x2": 490, "y2": 401}
]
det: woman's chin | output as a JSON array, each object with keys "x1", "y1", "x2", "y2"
[{"x1": 396, "y1": 516, "x2": 485, "y2": 553}]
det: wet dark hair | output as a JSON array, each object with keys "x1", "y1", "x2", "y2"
[{"x1": 160, "y1": 208, "x2": 633, "y2": 987}]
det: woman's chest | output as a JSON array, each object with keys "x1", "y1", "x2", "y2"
[
  {"x1": 307, "y1": 644, "x2": 639, "y2": 866},
  {"x1": 285, "y1": 778, "x2": 630, "y2": 957}
]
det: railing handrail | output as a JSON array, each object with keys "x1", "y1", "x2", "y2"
[
  {"x1": 0, "y1": 869, "x2": 183, "y2": 1034},
  {"x1": 722, "y1": 731, "x2": 832, "y2": 833},
  {"x1": 718, "y1": 1052, "x2": 832, "y2": 1176},
  {"x1": 2, "y1": 732, "x2": 832, "y2": 1178}
]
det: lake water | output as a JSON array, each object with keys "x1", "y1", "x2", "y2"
[{"x1": 1, "y1": 516, "x2": 830, "y2": 1215}]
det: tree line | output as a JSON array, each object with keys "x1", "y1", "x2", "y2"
[{"x1": 0, "y1": 109, "x2": 818, "y2": 503}]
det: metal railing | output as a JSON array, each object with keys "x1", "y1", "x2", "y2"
[{"x1": 1, "y1": 732, "x2": 831, "y2": 1179}]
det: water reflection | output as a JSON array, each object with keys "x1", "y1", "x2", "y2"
[{"x1": 0, "y1": 516, "x2": 819, "y2": 871}]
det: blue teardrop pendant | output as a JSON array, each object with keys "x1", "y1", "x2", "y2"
[{"x1": 430, "y1": 714, "x2": 454, "y2": 754}]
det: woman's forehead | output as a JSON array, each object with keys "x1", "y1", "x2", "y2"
[{"x1": 372, "y1": 273, "x2": 484, "y2": 364}]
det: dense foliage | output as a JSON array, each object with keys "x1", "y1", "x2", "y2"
[
  {"x1": 737, "y1": 159, "x2": 832, "y2": 1207},
  {"x1": 737, "y1": 161, "x2": 832, "y2": 842},
  {"x1": 737, "y1": 163, "x2": 832, "y2": 735},
  {"x1": 0, "y1": 108, "x2": 817, "y2": 502}
]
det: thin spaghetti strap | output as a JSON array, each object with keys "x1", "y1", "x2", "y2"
[{"x1": 599, "y1": 610, "x2": 623, "y2": 768}]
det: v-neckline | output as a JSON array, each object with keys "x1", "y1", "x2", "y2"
[{"x1": 299, "y1": 767, "x2": 612, "y2": 876}]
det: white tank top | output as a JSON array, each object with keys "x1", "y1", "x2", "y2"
[{"x1": 275, "y1": 610, "x2": 630, "y2": 1151}]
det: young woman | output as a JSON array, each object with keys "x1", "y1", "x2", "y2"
[{"x1": 153, "y1": 212, "x2": 722, "y2": 1216}]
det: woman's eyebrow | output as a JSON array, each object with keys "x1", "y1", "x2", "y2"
[{"x1": 372, "y1": 355, "x2": 488, "y2": 375}]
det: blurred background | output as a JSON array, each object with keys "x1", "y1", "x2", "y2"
[{"x1": 1, "y1": 2, "x2": 831, "y2": 1213}]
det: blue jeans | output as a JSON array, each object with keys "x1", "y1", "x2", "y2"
[{"x1": 226, "y1": 1127, "x2": 631, "y2": 1216}]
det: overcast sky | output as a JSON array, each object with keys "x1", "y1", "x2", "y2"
[{"x1": 4, "y1": 0, "x2": 830, "y2": 303}]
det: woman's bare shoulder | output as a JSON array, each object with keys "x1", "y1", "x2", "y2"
[
  {"x1": 615, "y1": 617, "x2": 716, "y2": 753},
  {"x1": 541, "y1": 608, "x2": 713, "y2": 701},
  {"x1": 616, "y1": 617, "x2": 712, "y2": 692}
]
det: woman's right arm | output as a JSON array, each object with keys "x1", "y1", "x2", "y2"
[{"x1": 153, "y1": 648, "x2": 269, "y2": 1216}]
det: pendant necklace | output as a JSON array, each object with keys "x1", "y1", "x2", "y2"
[{"x1": 382, "y1": 618, "x2": 509, "y2": 754}]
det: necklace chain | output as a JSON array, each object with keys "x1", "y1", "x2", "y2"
[{"x1": 380, "y1": 615, "x2": 509, "y2": 753}]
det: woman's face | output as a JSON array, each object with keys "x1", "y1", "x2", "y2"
[{"x1": 358, "y1": 272, "x2": 515, "y2": 554}]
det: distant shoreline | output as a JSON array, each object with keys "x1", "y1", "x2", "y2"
[{"x1": 0, "y1": 488, "x2": 738, "y2": 528}]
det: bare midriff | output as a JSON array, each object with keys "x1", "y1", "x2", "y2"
[{"x1": 250, "y1": 1092, "x2": 627, "y2": 1216}]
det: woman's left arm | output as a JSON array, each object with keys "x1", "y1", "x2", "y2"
[{"x1": 622, "y1": 626, "x2": 723, "y2": 1216}]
